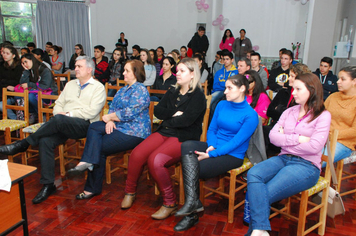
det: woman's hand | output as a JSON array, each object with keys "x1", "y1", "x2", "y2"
[
  {"x1": 102, "y1": 114, "x2": 111, "y2": 123},
  {"x1": 195, "y1": 151, "x2": 209, "y2": 161},
  {"x1": 173, "y1": 111, "x2": 183, "y2": 117},
  {"x1": 6, "y1": 86, "x2": 14, "y2": 91},
  {"x1": 105, "y1": 121, "x2": 116, "y2": 134},
  {"x1": 298, "y1": 135, "x2": 310, "y2": 143},
  {"x1": 205, "y1": 146, "x2": 215, "y2": 153},
  {"x1": 21, "y1": 83, "x2": 28, "y2": 89}
]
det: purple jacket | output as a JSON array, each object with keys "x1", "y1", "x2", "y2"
[{"x1": 269, "y1": 105, "x2": 331, "y2": 170}]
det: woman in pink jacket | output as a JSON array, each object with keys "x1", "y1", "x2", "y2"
[
  {"x1": 219, "y1": 29, "x2": 235, "y2": 52},
  {"x1": 245, "y1": 73, "x2": 331, "y2": 236}
]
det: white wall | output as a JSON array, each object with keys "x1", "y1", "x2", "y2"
[{"x1": 89, "y1": 0, "x2": 310, "y2": 64}]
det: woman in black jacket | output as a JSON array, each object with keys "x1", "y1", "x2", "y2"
[{"x1": 122, "y1": 58, "x2": 206, "y2": 220}]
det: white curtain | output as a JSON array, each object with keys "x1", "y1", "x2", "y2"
[{"x1": 36, "y1": 0, "x2": 91, "y2": 69}]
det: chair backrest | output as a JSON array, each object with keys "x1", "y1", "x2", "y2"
[
  {"x1": 37, "y1": 92, "x2": 59, "y2": 123},
  {"x1": 117, "y1": 78, "x2": 127, "y2": 86},
  {"x1": 322, "y1": 129, "x2": 339, "y2": 186},
  {"x1": 53, "y1": 72, "x2": 70, "y2": 95},
  {"x1": 147, "y1": 87, "x2": 167, "y2": 96},
  {"x1": 201, "y1": 80, "x2": 208, "y2": 96},
  {"x1": 149, "y1": 101, "x2": 156, "y2": 130},
  {"x1": 200, "y1": 96, "x2": 211, "y2": 142},
  {"x1": 2, "y1": 88, "x2": 29, "y2": 124}
]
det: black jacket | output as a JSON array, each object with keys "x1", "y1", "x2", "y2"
[
  {"x1": 155, "y1": 87, "x2": 206, "y2": 142},
  {"x1": 266, "y1": 87, "x2": 295, "y2": 126},
  {"x1": 313, "y1": 69, "x2": 338, "y2": 100},
  {"x1": 188, "y1": 32, "x2": 209, "y2": 55},
  {"x1": 268, "y1": 66, "x2": 290, "y2": 92}
]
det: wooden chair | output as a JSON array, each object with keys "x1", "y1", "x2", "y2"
[
  {"x1": 201, "y1": 80, "x2": 208, "y2": 96},
  {"x1": 269, "y1": 129, "x2": 338, "y2": 236},
  {"x1": 105, "y1": 101, "x2": 155, "y2": 184},
  {"x1": 22, "y1": 92, "x2": 58, "y2": 164},
  {"x1": 0, "y1": 88, "x2": 29, "y2": 163},
  {"x1": 335, "y1": 150, "x2": 356, "y2": 199},
  {"x1": 53, "y1": 72, "x2": 70, "y2": 94}
]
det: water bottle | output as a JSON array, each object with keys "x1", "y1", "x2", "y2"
[{"x1": 243, "y1": 190, "x2": 250, "y2": 226}]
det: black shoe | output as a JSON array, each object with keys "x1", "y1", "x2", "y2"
[
  {"x1": 0, "y1": 140, "x2": 29, "y2": 155},
  {"x1": 76, "y1": 192, "x2": 97, "y2": 200},
  {"x1": 32, "y1": 184, "x2": 56, "y2": 204},
  {"x1": 174, "y1": 213, "x2": 199, "y2": 231}
]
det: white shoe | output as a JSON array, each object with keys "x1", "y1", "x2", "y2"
[{"x1": 251, "y1": 230, "x2": 269, "y2": 236}]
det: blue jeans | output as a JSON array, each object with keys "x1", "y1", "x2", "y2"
[
  {"x1": 246, "y1": 155, "x2": 320, "y2": 233},
  {"x1": 322, "y1": 142, "x2": 353, "y2": 168},
  {"x1": 83, "y1": 121, "x2": 144, "y2": 194},
  {"x1": 0, "y1": 97, "x2": 17, "y2": 119}
]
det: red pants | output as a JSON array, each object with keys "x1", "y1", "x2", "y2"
[{"x1": 125, "y1": 132, "x2": 182, "y2": 205}]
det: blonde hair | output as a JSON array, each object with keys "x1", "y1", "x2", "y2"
[{"x1": 175, "y1": 58, "x2": 202, "y2": 92}]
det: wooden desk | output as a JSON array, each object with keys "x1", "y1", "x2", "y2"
[{"x1": 0, "y1": 162, "x2": 37, "y2": 236}]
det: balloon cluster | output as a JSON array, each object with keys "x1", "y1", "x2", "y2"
[
  {"x1": 212, "y1": 15, "x2": 229, "y2": 31},
  {"x1": 195, "y1": 0, "x2": 209, "y2": 12}
]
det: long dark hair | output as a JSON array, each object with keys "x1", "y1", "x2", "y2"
[
  {"x1": 3, "y1": 44, "x2": 20, "y2": 69},
  {"x1": 109, "y1": 47, "x2": 124, "y2": 70},
  {"x1": 149, "y1": 49, "x2": 158, "y2": 63},
  {"x1": 140, "y1": 48, "x2": 154, "y2": 65},
  {"x1": 227, "y1": 74, "x2": 249, "y2": 96},
  {"x1": 21, "y1": 53, "x2": 50, "y2": 83},
  {"x1": 51, "y1": 45, "x2": 62, "y2": 54},
  {"x1": 222, "y1": 29, "x2": 234, "y2": 44},
  {"x1": 244, "y1": 70, "x2": 269, "y2": 108},
  {"x1": 31, "y1": 48, "x2": 51, "y2": 65},
  {"x1": 73, "y1": 44, "x2": 85, "y2": 60},
  {"x1": 163, "y1": 56, "x2": 176, "y2": 74},
  {"x1": 296, "y1": 73, "x2": 325, "y2": 122}
]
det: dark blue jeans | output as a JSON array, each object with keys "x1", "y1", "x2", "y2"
[
  {"x1": 83, "y1": 121, "x2": 144, "y2": 194},
  {"x1": 245, "y1": 155, "x2": 320, "y2": 233}
]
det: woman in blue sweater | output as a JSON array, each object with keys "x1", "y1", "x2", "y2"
[{"x1": 174, "y1": 74, "x2": 259, "y2": 231}]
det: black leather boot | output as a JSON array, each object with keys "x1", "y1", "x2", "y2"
[
  {"x1": 175, "y1": 152, "x2": 204, "y2": 217},
  {"x1": 174, "y1": 213, "x2": 199, "y2": 231}
]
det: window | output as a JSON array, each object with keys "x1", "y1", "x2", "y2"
[{"x1": 0, "y1": 1, "x2": 36, "y2": 47}]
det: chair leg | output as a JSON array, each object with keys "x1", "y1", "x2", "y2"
[
  {"x1": 106, "y1": 156, "x2": 111, "y2": 184},
  {"x1": 228, "y1": 172, "x2": 236, "y2": 223},
  {"x1": 297, "y1": 191, "x2": 308, "y2": 236},
  {"x1": 179, "y1": 164, "x2": 185, "y2": 205},
  {"x1": 199, "y1": 180, "x2": 205, "y2": 205},
  {"x1": 335, "y1": 160, "x2": 344, "y2": 193},
  {"x1": 318, "y1": 185, "x2": 330, "y2": 235},
  {"x1": 59, "y1": 144, "x2": 65, "y2": 176},
  {"x1": 5, "y1": 128, "x2": 14, "y2": 162}
]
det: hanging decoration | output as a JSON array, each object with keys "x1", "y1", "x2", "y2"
[
  {"x1": 196, "y1": 0, "x2": 209, "y2": 12},
  {"x1": 212, "y1": 15, "x2": 229, "y2": 31},
  {"x1": 90, "y1": 0, "x2": 96, "y2": 3}
]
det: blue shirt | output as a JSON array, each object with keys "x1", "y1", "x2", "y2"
[
  {"x1": 212, "y1": 65, "x2": 238, "y2": 93},
  {"x1": 207, "y1": 99, "x2": 258, "y2": 159},
  {"x1": 109, "y1": 82, "x2": 151, "y2": 139}
]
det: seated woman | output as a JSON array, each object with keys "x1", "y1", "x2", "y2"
[
  {"x1": 69, "y1": 44, "x2": 85, "y2": 70},
  {"x1": 149, "y1": 49, "x2": 161, "y2": 78},
  {"x1": 140, "y1": 48, "x2": 156, "y2": 86},
  {"x1": 264, "y1": 63, "x2": 310, "y2": 155},
  {"x1": 173, "y1": 74, "x2": 258, "y2": 231},
  {"x1": 245, "y1": 73, "x2": 331, "y2": 236},
  {"x1": 121, "y1": 58, "x2": 206, "y2": 220},
  {"x1": 156, "y1": 46, "x2": 165, "y2": 68},
  {"x1": 193, "y1": 54, "x2": 208, "y2": 83},
  {"x1": 18, "y1": 54, "x2": 58, "y2": 115},
  {"x1": 68, "y1": 60, "x2": 151, "y2": 199},
  {"x1": 171, "y1": 49, "x2": 181, "y2": 63},
  {"x1": 151, "y1": 57, "x2": 177, "y2": 101},
  {"x1": 0, "y1": 45, "x2": 23, "y2": 119},
  {"x1": 20, "y1": 47, "x2": 30, "y2": 56},
  {"x1": 49, "y1": 45, "x2": 64, "y2": 74},
  {"x1": 324, "y1": 66, "x2": 356, "y2": 164},
  {"x1": 180, "y1": 46, "x2": 187, "y2": 60},
  {"x1": 244, "y1": 70, "x2": 271, "y2": 124},
  {"x1": 106, "y1": 47, "x2": 124, "y2": 97},
  {"x1": 32, "y1": 48, "x2": 52, "y2": 69}
]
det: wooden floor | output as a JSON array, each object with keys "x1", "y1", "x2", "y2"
[{"x1": 4, "y1": 152, "x2": 356, "y2": 236}]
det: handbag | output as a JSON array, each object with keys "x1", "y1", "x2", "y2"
[{"x1": 312, "y1": 139, "x2": 345, "y2": 218}]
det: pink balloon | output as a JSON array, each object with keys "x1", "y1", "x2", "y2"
[
  {"x1": 252, "y1": 45, "x2": 260, "y2": 51},
  {"x1": 196, "y1": 0, "x2": 209, "y2": 12},
  {"x1": 219, "y1": 24, "x2": 225, "y2": 31},
  {"x1": 212, "y1": 20, "x2": 220, "y2": 26},
  {"x1": 90, "y1": 0, "x2": 96, "y2": 3},
  {"x1": 212, "y1": 14, "x2": 228, "y2": 30}
]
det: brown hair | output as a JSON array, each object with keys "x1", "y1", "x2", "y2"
[
  {"x1": 296, "y1": 73, "x2": 325, "y2": 122},
  {"x1": 2, "y1": 44, "x2": 20, "y2": 69},
  {"x1": 126, "y1": 60, "x2": 146, "y2": 83},
  {"x1": 289, "y1": 63, "x2": 311, "y2": 77}
]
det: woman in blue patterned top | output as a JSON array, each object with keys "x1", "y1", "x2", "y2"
[{"x1": 69, "y1": 60, "x2": 151, "y2": 200}]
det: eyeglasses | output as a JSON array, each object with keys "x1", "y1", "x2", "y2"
[{"x1": 75, "y1": 48, "x2": 80, "y2": 50}]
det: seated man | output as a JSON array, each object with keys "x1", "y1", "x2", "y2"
[
  {"x1": 130, "y1": 44, "x2": 141, "y2": 60},
  {"x1": 93, "y1": 45, "x2": 109, "y2": 84},
  {"x1": 313, "y1": 57, "x2": 338, "y2": 100},
  {"x1": 268, "y1": 49, "x2": 293, "y2": 92},
  {"x1": 212, "y1": 50, "x2": 223, "y2": 77},
  {"x1": 210, "y1": 49, "x2": 238, "y2": 109},
  {"x1": 0, "y1": 56, "x2": 106, "y2": 204},
  {"x1": 237, "y1": 57, "x2": 251, "y2": 75},
  {"x1": 250, "y1": 52, "x2": 268, "y2": 89}
]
